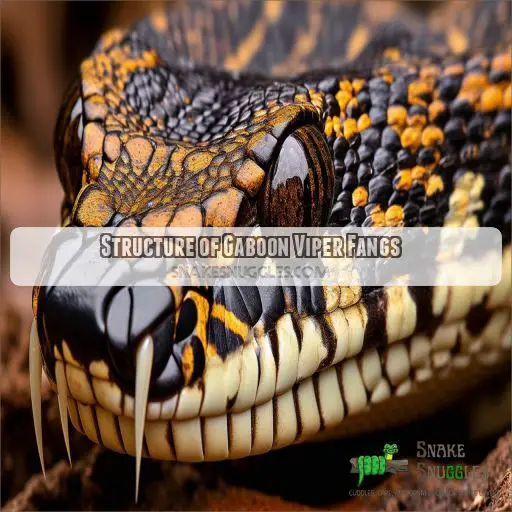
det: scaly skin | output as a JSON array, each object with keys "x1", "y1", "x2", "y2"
[{"x1": 31, "y1": 1, "x2": 511, "y2": 467}]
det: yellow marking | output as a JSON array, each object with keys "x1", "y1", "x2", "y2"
[
  {"x1": 346, "y1": 25, "x2": 369, "y2": 61},
  {"x1": 426, "y1": 175, "x2": 444, "y2": 197},
  {"x1": 224, "y1": 0, "x2": 284, "y2": 71},
  {"x1": 383, "y1": 47, "x2": 401, "y2": 62},
  {"x1": 182, "y1": 344, "x2": 194, "y2": 385},
  {"x1": 395, "y1": 170, "x2": 412, "y2": 191},
  {"x1": 447, "y1": 27, "x2": 469, "y2": 54},
  {"x1": 385, "y1": 205, "x2": 404, "y2": 227},
  {"x1": 211, "y1": 303, "x2": 250, "y2": 343},
  {"x1": 151, "y1": 10, "x2": 168, "y2": 33},
  {"x1": 272, "y1": 2, "x2": 322, "y2": 74},
  {"x1": 352, "y1": 186, "x2": 368, "y2": 207},
  {"x1": 343, "y1": 118, "x2": 358, "y2": 140},
  {"x1": 481, "y1": 85, "x2": 504, "y2": 112},
  {"x1": 336, "y1": 90, "x2": 352, "y2": 112},
  {"x1": 357, "y1": 113, "x2": 371, "y2": 132}
]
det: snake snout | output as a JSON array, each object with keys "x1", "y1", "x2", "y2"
[
  {"x1": 105, "y1": 286, "x2": 184, "y2": 398},
  {"x1": 36, "y1": 284, "x2": 187, "y2": 399}
]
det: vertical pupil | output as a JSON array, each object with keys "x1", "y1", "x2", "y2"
[{"x1": 261, "y1": 125, "x2": 334, "y2": 227}]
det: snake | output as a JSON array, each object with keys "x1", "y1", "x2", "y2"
[{"x1": 29, "y1": 0, "x2": 511, "y2": 499}]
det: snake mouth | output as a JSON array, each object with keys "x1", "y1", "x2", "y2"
[
  {"x1": 31, "y1": 259, "x2": 511, "y2": 462},
  {"x1": 34, "y1": 299, "x2": 511, "y2": 465}
]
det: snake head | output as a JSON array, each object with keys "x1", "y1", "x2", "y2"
[
  {"x1": 383, "y1": 443, "x2": 399, "y2": 457},
  {"x1": 30, "y1": 23, "x2": 337, "y2": 482}
]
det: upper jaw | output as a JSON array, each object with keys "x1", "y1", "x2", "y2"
[{"x1": 35, "y1": 284, "x2": 189, "y2": 400}]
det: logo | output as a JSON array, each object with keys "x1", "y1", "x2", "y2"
[{"x1": 350, "y1": 443, "x2": 408, "y2": 486}]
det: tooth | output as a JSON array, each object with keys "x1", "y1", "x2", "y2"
[
  {"x1": 55, "y1": 362, "x2": 72, "y2": 465},
  {"x1": 134, "y1": 335, "x2": 154, "y2": 503},
  {"x1": 29, "y1": 320, "x2": 45, "y2": 477}
]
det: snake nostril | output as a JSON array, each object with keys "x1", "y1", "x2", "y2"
[
  {"x1": 175, "y1": 297, "x2": 198, "y2": 342},
  {"x1": 105, "y1": 285, "x2": 176, "y2": 389}
]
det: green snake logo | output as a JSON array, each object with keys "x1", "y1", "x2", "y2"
[{"x1": 355, "y1": 443, "x2": 400, "y2": 486}]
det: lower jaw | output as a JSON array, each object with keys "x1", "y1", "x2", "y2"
[{"x1": 53, "y1": 307, "x2": 511, "y2": 462}]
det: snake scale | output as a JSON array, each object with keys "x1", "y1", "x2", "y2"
[{"x1": 29, "y1": 0, "x2": 511, "y2": 498}]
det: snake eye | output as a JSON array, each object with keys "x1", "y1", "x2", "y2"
[
  {"x1": 260, "y1": 125, "x2": 334, "y2": 226},
  {"x1": 54, "y1": 79, "x2": 84, "y2": 212}
]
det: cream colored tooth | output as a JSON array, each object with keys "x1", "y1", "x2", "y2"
[
  {"x1": 96, "y1": 406, "x2": 124, "y2": 453},
  {"x1": 395, "y1": 379, "x2": 412, "y2": 397},
  {"x1": 228, "y1": 409, "x2": 252, "y2": 459},
  {"x1": 432, "y1": 350, "x2": 451, "y2": 368},
  {"x1": 444, "y1": 287, "x2": 473, "y2": 322},
  {"x1": 398, "y1": 288, "x2": 417, "y2": 340},
  {"x1": 345, "y1": 303, "x2": 367, "y2": 357},
  {"x1": 174, "y1": 383, "x2": 203, "y2": 419},
  {"x1": 225, "y1": 352, "x2": 242, "y2": 411},
  {"x1": 89, "y1": 360, "x2": 110, "y2": 380},
  {"x1": 431, "y1": 323, "x2": 459, "y2": 351},
  {"x1": 251, "y1": 398, "x2": 274, "y2": 455},
  {"x1": 326, "y1": 308, "x2": 349, "y2": 365},
  {"x1": 273, "y1": 389, "x2": 298, "y2": 449},
  {"x1": 145, "y1": 420, "x2": 174, "y2": 460},
  {"x1": 134, "y1": 335, "x2": 154, "y2": 503},
  {"x1": 231, "y1": 342, "x2": 258, "y2": 413},
  {"x1": 93, "y1": 377, "x2": 123, "y2": 416},
  {"x1": 385, "y1": 287, "x2": 417, "y2": 343},
  {"x1": 432, "y1": 285, "x2": 449, "y2": 317},
  {"x1": 452, "y1": 354, "x2": 471, "y2": 368},
  {"x1": 77, "y1": 403, "x2": 98, "y2": 443},
  {"x1": 254, "y1": 331, "x2": 277, "y2": 405},
  {"x1": 55, "y1": 361, "x2": 72, "y2": 464},
  {"x1": 146, "y1": 402, "x2": 161, "y2": 421},
  {"x1": 160, "y1": 395, "x2": 178, "y2": 419},
  {"x1": 123, "y1": 393, "x2": 134, "y2": 417},
  {"x1": 67, "y1": 397, "x2": 82, "y2": 434},
  {"x1": 317, "y1": 366, "x2": 344, "y2": 429},
  {"x1": 119, "y1": 415, "x2": 135, "y2": 454},
  {"x1": 340, "y1": 359, "x2": 367, "y2": 414},
  {"x1": 171, "y1": 417, "x2": 204, "y2": 461},
  {"x1": 324, "y1": 285, "x2": 341, "y2": 312},
  {"x1": 339, "y1": 285, "x2": 361, "y2": 308},
  {"x1": 415, "y1": 367, "x2": 433, "y2": 382},
  {"x1": 275, "y1": 314, "x2": 300, "y2": 394},
  {"x1": 295, "y1": 378, "x2": 321, "y2": 442},
  {"x1": 469, "y1": 339, "x2": 483, "y2": 354},
  {"x1": 481, "y1": 309, "x2": 510, "y2": 348},
  {"x1": 200, "y1": 355, "x2": 229, "y2": 416},
  {"x1": 370, "y1": 378, "x2": 391, "y2": 403},
  {"x1": 29, "y1": 320, "x2": 45, "y2": 477},
  {"x1": 487, "y1": 246, "x2": 511, "y2": 308},
  {"x1": 409, "y1": 335, "x2": 431, "y2": 368},
  {"x1": 297, "y1": 316, "x2": 322, "y2": 380},
  {"x1": 385, "y1": 343, "x2": 410, "y2": 386},
  {"x1": 203, "y1": 415, "x2": 229, "y2": 460},
  {"x1": 360, "y1": 348, "x2": 381, "y2": 391},
  {"x1": 66, "y1": 365, "x2": 95, "y2": 404}
]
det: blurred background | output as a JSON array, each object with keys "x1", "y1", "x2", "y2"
[
  {"x1": 1, "y1": 1, "x2": 510, "y2": 509},
  {"x1": 1, "y1": 1, "x2": 169, "y2": 321}
]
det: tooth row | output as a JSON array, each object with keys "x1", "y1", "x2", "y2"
[
  {"x1": 55, "y1": 244, "x2": 511, "y2": 425},
  {"x1": 62, "y1": 308, "x2": 510, "y2": 462},
  {"x1": 57, "y1": 300, "x2": 511, "y2": 427}
]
